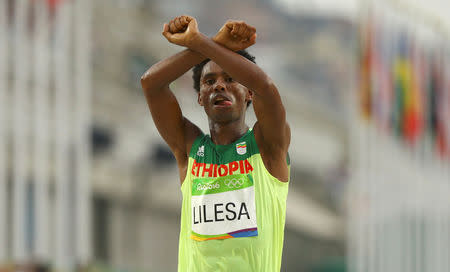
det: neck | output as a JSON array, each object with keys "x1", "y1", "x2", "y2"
[{"x1": 209, "y1": 118, "x2": 248, "y2": 145}]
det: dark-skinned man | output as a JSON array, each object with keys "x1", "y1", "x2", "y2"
[{"x1": 141, "y1": 15, "x2": 290, "y2": 272}]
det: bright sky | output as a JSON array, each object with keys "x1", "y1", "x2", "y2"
[
  {"x1": 275, "y1": 0, "x2": 359, "y2": 17},
  {"x1": 275, "y1": 0, "x2": 450, "y2": 30}
]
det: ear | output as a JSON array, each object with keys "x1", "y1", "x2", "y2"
[
  {"x1": 197, "y1": 92, "x2": 203, "y2": 106},
  {"x1": 246, "y1": 89, "x2": 253, "y2": 103}
]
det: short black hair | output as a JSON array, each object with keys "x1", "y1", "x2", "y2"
[{"x1": 192, "y1": 50, "x2": 256, "y2": 93}]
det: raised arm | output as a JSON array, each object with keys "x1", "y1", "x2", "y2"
[
  {"x1": 141, "y1": 16, "x2": 258, "y2": 182},
  {"x1": 162, "y1": 17, "x2": 290, "y2": 181},
  {"x1": 140, "y1": 17, "x2": 204, "y2": 176},
  {"x1": 140, "y1": 48, "x2": 203, "y2": 162}
]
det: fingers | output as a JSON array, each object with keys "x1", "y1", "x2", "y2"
[
  {"x1": 187, "y1": 17, "x2": 199, "y2": 34},
  {"x1": 181, "y1": 16, "x2": 188, "y2": 26},
  {"x1": 167, "y1": 15, "x2": 192, "y2": 33},
  {"x1": 225, "y1": 21, "x2": 234, "y2": 30},
  {"x1": 169, "y1": 20, "x2": 176, "y2": 33},
  {"x1": 237, "y1": 24, "x2": 247, "y2": 36},
  {"x1": 242, "y1": 27, "x2": 251, "y2": 41},
  {"x1": 162, "y1": 23, "x2": 172, "y2": 40},
  {"x1": 248, "y1": 33, "x2": 257, "y2": 45},
  {"x1": 184, "y1": 15, "x2": 194, "y2": 23},
  {"x1": 243, "y1": 25, "x2": 256, "y2": 40},
  {"x1": 227, "y1": 21, "x2": 256, "y2": 40},
  {"x1": 162, "y1": 16, "x2": 198, "y2": 47},
  {"x1": 162, "y1": 24, "x2": 172, "y2": 40},
  {"x1": 231, "y1": 23, "x2": 241, "y2": 36},
  {"x1": 174, "y1": 17, "x2": 182, "y2": 30},
  {"x1": 162, "y1": 23, "x2": 169, "y2": 34}
]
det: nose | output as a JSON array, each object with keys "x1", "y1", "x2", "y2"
[{"x1": 213, "y1": 79, "x2": 226, "y2": 92}]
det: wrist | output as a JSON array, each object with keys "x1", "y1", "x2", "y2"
[
  {"x1": 188, "y1": 32, "x2": 208, "y2": 51},
  {"x1": 211, "y1": 36, "x2": 227, "y2": 49}
]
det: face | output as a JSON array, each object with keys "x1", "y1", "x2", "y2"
[{"x1": 198, "y1": 61, "x2": 252, "y2": 123}]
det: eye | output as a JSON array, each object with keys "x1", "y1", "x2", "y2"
[{"x1": 205, "y1": 79, "x2": 215, "y2": 85}]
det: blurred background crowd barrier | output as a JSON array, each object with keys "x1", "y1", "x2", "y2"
[{"x1": 0, "y1": 0, "x2": 448, "y2": 271}]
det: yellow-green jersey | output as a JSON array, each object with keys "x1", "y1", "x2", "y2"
[{"x1": 178, "y1": 129, "x2": 290, "y2": 272}]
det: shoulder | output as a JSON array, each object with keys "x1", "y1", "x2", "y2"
[
  {"x1": 179, "y1": 119, "x2": 203, "y2": 158},
  {"x1": 252, "y1": 121, "x2": 290, "y2": 182},
  {"x1": 252, "y1": 121, "x2": 290, "y2": 154},
  {"x1": 177, "y1": 131, "x2": 205, "y2": 184}
]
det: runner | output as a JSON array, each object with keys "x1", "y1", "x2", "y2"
[{"x1": 141, "y1": 15, "x2": 291, "y2": 272}]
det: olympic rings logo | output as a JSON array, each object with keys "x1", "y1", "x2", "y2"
[{"x1": 224, "y1": 178, "x2": 245, "y2": 188}]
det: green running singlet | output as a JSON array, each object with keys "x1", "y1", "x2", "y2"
[{"x1": 178, "y1": 129, "x2": 290, "y2": 272}]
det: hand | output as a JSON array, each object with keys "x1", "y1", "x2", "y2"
[
  {"x1": 162, "y1": 15, "x2": 201, "y2": 48},
  {"x1": 213, "y1": 20, "x2": 257, "y2": 51}
]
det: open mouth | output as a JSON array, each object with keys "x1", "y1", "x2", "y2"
[{"x1": 213, "y1": 96, "x2": 232, "y2": 107}]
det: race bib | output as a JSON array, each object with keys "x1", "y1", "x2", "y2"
[{"x1": 191, "y1": 174, "x2": 258, "y2": 241}]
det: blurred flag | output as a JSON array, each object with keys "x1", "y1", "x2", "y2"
[
  {"x1": 371, "y1": 21, "x2": 382, "y2": 127},
  {"x1": 390, "y1": 31, "x2": 423, "y2": 145},
  {"x1": 403, "y1": 38, "x2": 424, "y2": 145},
  {"x1": 413, "y1": 40, "x2": 429, "y2": 148},
  {"x1": 359, "y1": 19, "x2": 373, "y2": 120},
  {"x1": 435, "y1": 50, "x2": 449, "y2": 158},
  {"x1": 391, "y1": 33, "x2": 409, "y2": 138},
  {"x1": 443, "y1": 58, "x2": 450, "y2": 158},
  {"x1": 428, "y1": 54, "x2": 447, "y2": 157}
]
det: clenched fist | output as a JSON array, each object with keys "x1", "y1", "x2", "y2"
[
  {"x1": 213, "y1": 20, "x2": 257, "y2": 51},
  {"x1": 162, "y1": 15, "x2": 200, "y2": 48}
]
